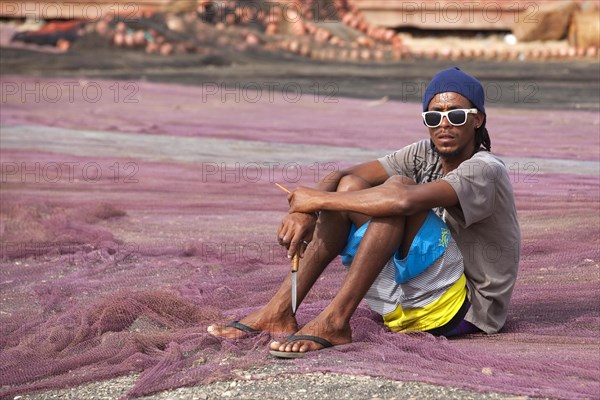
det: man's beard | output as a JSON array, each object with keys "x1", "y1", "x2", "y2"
[{"x1": 431, "y1": 143, "x2": 463, "y2": 159}]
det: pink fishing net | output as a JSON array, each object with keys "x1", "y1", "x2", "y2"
[{"x1": 1, "y1": 77, "x2": 598, "y2": 399}]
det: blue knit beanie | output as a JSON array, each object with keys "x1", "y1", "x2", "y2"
[{"x1": 422, "y1": 67, "x2": 486, "y2": 123}]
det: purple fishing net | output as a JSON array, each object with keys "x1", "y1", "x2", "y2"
[{"x1": 1, "y1": 77, "x2": 598, "y2": 399}]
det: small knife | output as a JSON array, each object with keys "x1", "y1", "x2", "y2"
[
  {"x1": 291, "y1": 252, "x2": 299, "y2": 314},
  {"x1": 274, "y1": 183, "x2": 300, "y2": 314}
]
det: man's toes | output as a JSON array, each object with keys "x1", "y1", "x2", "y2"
[
  {"x1": 284, "y1": 341, "x2": 306, "y2": 353},
  {"x1": 207, "y1": 324, "x2": 244, "y2": 338},
  {"x1": 270, "y1": 341, "x2": 283, "y2": 351},
  {"x1": 293, "y1": 341, "x2": 310, "y2": 352},
  {"x1": 292, "y1": 342, "x2": 304, "y2": 352},
  {"x1": 298, "y1": 343, "x2": 310, "y2": 352},
  {"x1": 270, "y1": 341, "x2": 290, "y2": 352},
  {"x1": 207, "y1": 324, "x2": 222, "y2": 335},
  {"x1": 269, "y1": 338, "x2": 323, "y2": 354}
]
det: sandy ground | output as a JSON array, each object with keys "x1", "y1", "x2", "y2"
[{"x1": 15, "y1": 370, "x2": 530, "y2": 400}]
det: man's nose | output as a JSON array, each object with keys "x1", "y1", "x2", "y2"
[{"x1": 440, "y1": 115, "x2": 451, "y2": 127}]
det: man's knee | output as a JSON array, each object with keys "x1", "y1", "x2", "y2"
[
  {"x1": 337, "y1": 174, "x2": 372, "y2": 192},
  {"x1": 384, "y1": 175, "x2": 416, "y2": 187}
]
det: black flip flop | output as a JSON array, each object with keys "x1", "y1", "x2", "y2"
[
  {"x1": 226, "y1": 321, "x2": 260, "y2": 335},
  {"x1": 269, "y1": 334, "x2": 334, "y2": 359}
]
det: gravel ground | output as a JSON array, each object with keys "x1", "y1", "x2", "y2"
[{"x1": 14, "y1": 368, "x2": 531, "y2": 400}]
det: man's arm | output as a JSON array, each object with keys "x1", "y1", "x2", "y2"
[
  {"x1": 289, "y1": 176, "x2": 459, "y2": 217},
  {"x1": 314, "y1": 160, "x2": 390, "y2": 192},
  {"x1": 278, "y1": 160, "x2": 390, "y2": 257}
]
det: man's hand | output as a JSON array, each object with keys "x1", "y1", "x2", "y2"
[
  {"x1": 288, "y1": 186, "x2": 324, "y2": 214},
  {"x1": 277, "y1": 212, "x2": 317, "y2": 258}
]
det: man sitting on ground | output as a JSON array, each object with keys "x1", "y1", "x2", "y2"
[{"x1": 208, "y1": 67, "x2": 521, "y2": 357}]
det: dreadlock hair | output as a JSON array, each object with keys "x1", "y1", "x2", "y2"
[
  {"x1": 471, "y1": 97, "x2": 491, "y2": 152},
  {"x1": 475, "y1": 125, "x2": 492, "y2": 152}
]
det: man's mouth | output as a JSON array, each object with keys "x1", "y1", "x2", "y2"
[{"x1": 436, "y1": 133, "x2": 455, "y2": 142}]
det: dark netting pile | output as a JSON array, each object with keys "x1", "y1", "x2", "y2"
[{"x1": 1, "y1": 77, "x2": 598, "y2": 399}]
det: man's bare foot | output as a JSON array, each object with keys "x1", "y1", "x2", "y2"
[
  {"x1": 207, "y1": 307, "x2": 298, "y2": 339},
  {"x1": 269, "y1": 315, "x2": 352, "y2": 354}
]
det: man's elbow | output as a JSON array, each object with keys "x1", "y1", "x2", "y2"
[
  {"x1": 383, "y1": 176, "x2": 420, "y2": 216},
  {"x1": 392, "y1": 196, "x2": 419, "y2": 215}
]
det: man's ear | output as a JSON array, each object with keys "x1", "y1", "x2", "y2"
[{"x1": 475, "y1": 112, "x2": 485, "y2": 128}]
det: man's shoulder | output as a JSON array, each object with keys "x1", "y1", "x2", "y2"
[
  {"x1": 398, "y1": 139, "x2": 432, "y2": 154},
  {"x1": 445, "y1": 151, "x2": 510, "y2": 184},
  {"x1": 470, "y1": 151, "x2": 506, "y2": 167},
  {"x1": 457, "y1": 151, "x2": 508, "y2": 174},
  {"x1": 382, "y1": 139, "x2": 441, "y2": 182},
  {"x1": 393, "y1": 139, "x2": 438, "y2": 162}
]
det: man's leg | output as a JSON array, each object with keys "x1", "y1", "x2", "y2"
[
  {"x1": 207, "y1": 175, "x2": 372, "y2": 338},
  {"x1": 270, "y1": 176, "x2": 428, "y2": 353}
]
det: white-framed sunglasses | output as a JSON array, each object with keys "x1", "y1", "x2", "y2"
[{"x1": 421, "y1": 108, "x2": 478, "y2": 128}]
